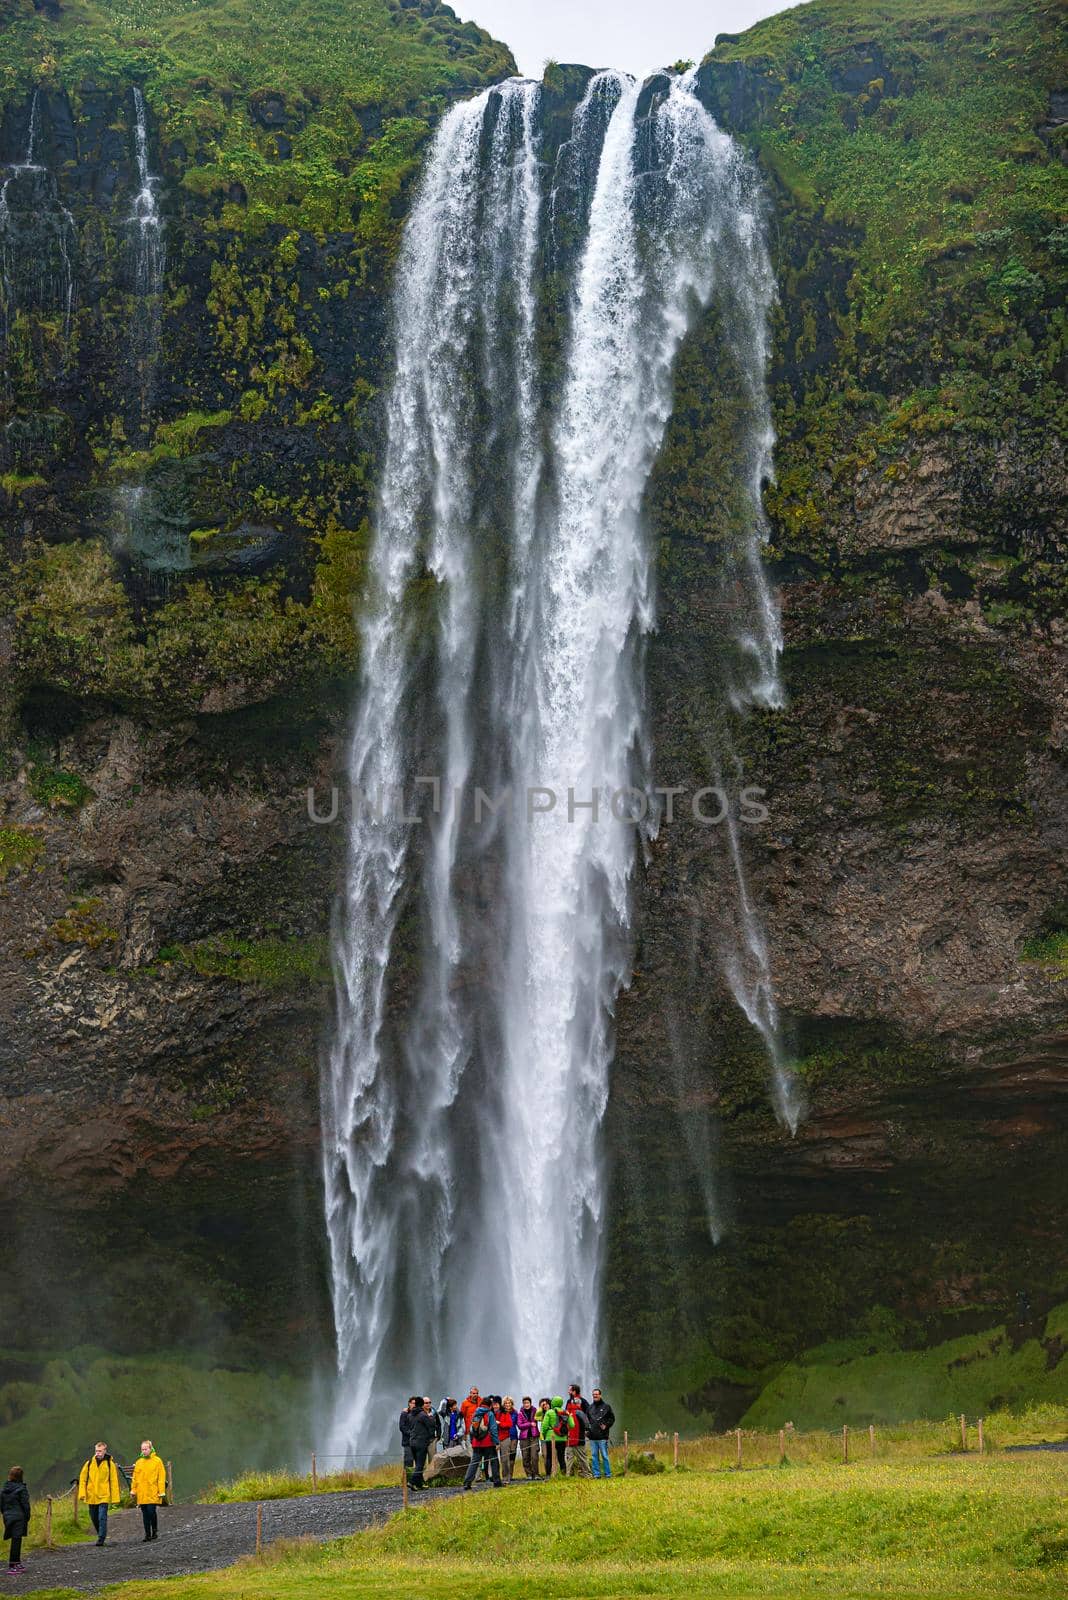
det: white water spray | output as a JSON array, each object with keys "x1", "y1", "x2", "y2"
[{"x1": 324, "y1": 70, "x2": 794, "y2": 1454}]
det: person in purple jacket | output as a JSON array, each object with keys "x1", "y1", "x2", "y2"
[{"x1": 516, "y1": 1395, "x2": 540, "y2": 1478}]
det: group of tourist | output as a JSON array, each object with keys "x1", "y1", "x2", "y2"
[
  {"x1": 400, "y1": 1384, "x2": 616, "y2": 1490},
  {"x1": 1, "y1": 1441, "x2": 167, "y2": 1576}
]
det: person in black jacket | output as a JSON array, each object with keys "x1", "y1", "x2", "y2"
[
  {"x1": 408, "y1": 1400, "x2": 440, "y2": 1489},
  {"x1": 399, "y1": 1396, "x2": 420, "y2": 1471},
  {"x1": 587, "y1": 1388, "x2": 616, "y2": 1479},
  {"x1": 2, "y1": 1467, "x2": 30, "y2": 1576}
]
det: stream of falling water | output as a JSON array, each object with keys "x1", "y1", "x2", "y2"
[
  {"x1": 0, "y1": 89, "x2": 76, "y2": 344},
  {"x1": 324, "y1": 70, "x2": 793, "y2": 1454}
]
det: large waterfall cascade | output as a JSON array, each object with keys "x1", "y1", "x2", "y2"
[{"x1": 323, "y1": 67, "x2": 798, "y2": 1455}]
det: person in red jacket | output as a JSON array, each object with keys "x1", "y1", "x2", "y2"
[
  {"x1": 565, "y1": 1394, "x2": 591, "y2": 1476},
  {"x1": 516, "y1": 1396, "x2": 540, "y2": 1479}
]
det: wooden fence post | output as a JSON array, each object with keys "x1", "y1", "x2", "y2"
[
  {"x1": 843, "y1": 1425, "x2": 849, "y2": 1463},
  {"x1": 978, "y1": 1417, "x2": 985, "y2": 1454},
  {"x1": 255, "y1": 1503, "x2": 263, "y2": 1555},
  {"x1": 73, "y1": 1481, "x2": 80, "y2": 1526},
  {"x1": 673, "y1": 1432, "x2": 679, "y2": 1469},
  {"x1": 166, "y1": 1460, "x2": 173, "y2": 1502},
  {"x1": 44, "y1": 1495, "x2": 53, "y2": 1548},
  {"x1": 960, "y1": 1414, "x2": 967, "y2": 1452},
  {"x1": 735, "y1": 1429, "x2": 742, "y2": 1469},
  {"x1": 869, "y1": 1423, "x2": 876, "y2": 1457},
  {"x1": 401, "y1": 1464, "x2": 409, "y2": 1510},
  {"x1": 623, "y1": 1430, "x2": 629, "y2": 1474},
  {"x1": 778, "y1": 1428, "x2": 785, "y2": 1464},
  {"x1": 311, "y1": 1453, "x2": 318, "y2": 1492}
]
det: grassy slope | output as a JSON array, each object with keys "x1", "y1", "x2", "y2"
[
  {"x1": 36, "y1": 1456, "x2": 1068, "y2": 1599},
  {"x1": 704, "y1": 0, "x2": 1066, "y2": 556}
]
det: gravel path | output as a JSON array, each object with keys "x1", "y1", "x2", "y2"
[
  {"x1": 1004, "y1": 1439, "x2": 1068, "y2": 1452},
  {"x1": 15, "y1": 1481, "x2": 488, "y2": 1595}
]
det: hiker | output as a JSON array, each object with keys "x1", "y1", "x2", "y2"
[
  {"x1": 2, "y1": 1468, "x2": 29, "y2": 1577},
  {"x1": 536, "y1": 1399, "x2": 554, "y2": 1476},
  {"x1": 399, "y1": 1396, "x2": 420, "y2": 1471},
  {"x1": 541, "y1": 1396, "x2": 569, "y2": 1475},
  {"x1": 498, "y1": 1396, "x2": 518, "y2": 1482},
  {"x1": 423, "y1": 1398, "x2": 442, "y2": 1449},
  {"x1": 587, "y1": 1388, "x2": 616, "y2": 1478},
  {"x1": 568, "y1": 1382, "x2": 589, "y2": 1415},
  {"x1": 516, "y1": 1396, "x2": 541, "y2": 1479},
  {"x1": 78, "y1": 1442, "x2": 121, "y2": 1547},
  {"x1": 565, "y1": 1392, "x2": 591, "y2": 1476},
  {"x1": 439, "y1": 1397, "x2": 466, "y2": 1448},
  {"x1": 459, "y1": 1386, "x2": 481, "y2": 1434},
  {"x1": 408, "y1": 1401, "x2": 439, "y2": 1490},
  {"x1": 130, "y1": 1440, "x2": 166, "y2": 1541},
  {"x1": 462, "y1": 1399, "x2": 502, "y2": 1489}
]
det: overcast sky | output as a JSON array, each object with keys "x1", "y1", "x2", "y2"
[{"x1": 463, "y1": 0, "x2": 804, "y2": 80}]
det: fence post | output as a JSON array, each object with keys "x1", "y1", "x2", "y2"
[
  {"x1": 843, "y1": 1425, "x2": 849, "y2": 1463},
  {"x1": 869, "y1": 1423, "x2": 876, "y2": 1457},
  {"x1": 623, "y1": 1430, "x2": 629, "y2": 1474},
  {"x1": 673, "y1": 1432, "x2": 679, "y2": 1469},
  {"x1": 978, "y1": 1417, "x2": 985, "y2": 1455},
  {"x1": 960, "y1": 1414, "x2": 967, "y2": 1452},
  {"x1": 44, "y1": 1495, "x2": 53, "y2": 1548},
  {"x1": 73, "y1": 1481, "x2": 79, "y2": 1526},
  {"x1": 735, "y1": 1429, "x2": 742, "y2": 1469},
  {"x1": 311, "y1": 1453, "x2": 318, "y2": 1492},
  {"x1": 401, "y1": 1464, "x2": 409, "y2": 1510},
  {"x1": 166, "y1": 1460, "x2": 173, "y2": 1502},
  {"x1": 778, "y1": 1428, "x2": 785, "y2": 1464},
  {"x1": 255, "y1": 1503, "x2": 262, "y2": 1555}
]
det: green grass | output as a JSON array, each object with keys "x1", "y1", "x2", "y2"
[
  {"x1": 73, "y1": 1455, "x2": 1068, "y2": 1598},
  {"x1": 200, "y1": 1464, "x2": 399, "y2": 1503},
  {"x1": 154, "y1": 932, "x2": 330, "y2": 988},
  {"x1": 0, "y1": 824, "x2": 43, "y2": 879}
]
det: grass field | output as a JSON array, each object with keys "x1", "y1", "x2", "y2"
[{"x1": 18, "y1": 1446, "x2": 1061, "y2": 1600}]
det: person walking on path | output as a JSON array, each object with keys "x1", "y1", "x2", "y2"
[
  {"x1": 78, "y1": 1443, "x2": 121, "y2": 1547},
  {"x1": 129, "y1": 1441, "x2": 166, "y2": 1540},
  {"x1": 498, "y1": 1397, "x2": 518, "y2": 1482},
  {"x1": 408, "y1": 1401, "x2": 439, "y2": 1490},
  {"x1": 565, "y1": 1394, "x2": 591, "y2": 1476},
  {"x1": 587, "y1": 1388, "x2": 616, "y2": 1479},
  {"x1": 399, "y1": 1397, "x2": 420, "y2": 1472},
  {"x1": 517, "y1": 1397, "x2": 540, "y2": 1479},
  {"x1": 1, "y1": 1468, "x2": 30, "y2": 1576},
  {"x1": 462, "y1": 1401, "x2": 502, "y2": 1489}
]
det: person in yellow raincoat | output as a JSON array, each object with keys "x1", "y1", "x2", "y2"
[
  {"x1": 77, "y1": 1443, "x2": 120, "y2": 1547},
  {"x1": 130, "y1": 1440, "x2": 167, "y2": 1542}
]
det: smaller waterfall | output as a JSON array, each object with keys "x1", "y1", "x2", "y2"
[
  {"x1": 113, "y1": 88, "x2": 174, "y2": 573},
  {"x1": 0, "y1": 89, "x2": 76, "y2": 343}
]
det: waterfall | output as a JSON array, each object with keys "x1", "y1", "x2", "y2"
[
  {"x1": 113, "y1": 88, "x2": 172, "y2": 571},
  {"x1": 0, "y1": 88, "x2": 76, "y2": 344},
  {"x1": 324, "y1": 70, "x2": 791, "y2": 1454}
]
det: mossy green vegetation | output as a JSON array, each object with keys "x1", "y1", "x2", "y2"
[
  {"x1": 155, "y1": 932, "x2": 330, "y2": 988},
  {"x1": 703, "y1": 0, "x2": 1066, "y2": 564},
  {"x1": 62, "y1": 1454, "x2": 1068, "y2": 1599},
  {"x1": 0, "y1": 823, "x2": 43, "y2": 879}
]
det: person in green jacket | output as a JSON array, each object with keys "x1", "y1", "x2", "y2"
[{"x1": 539, "y1": 1397, "x2": 568, "y2": 1478}]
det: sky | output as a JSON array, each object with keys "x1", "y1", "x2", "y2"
[{"x1": 463, "y1": 0, "x2": 805, "y2": 80}]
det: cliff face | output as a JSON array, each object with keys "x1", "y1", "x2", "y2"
[{"x1": 0, "y1": 0, "x2": 1065, "y2": 1438}]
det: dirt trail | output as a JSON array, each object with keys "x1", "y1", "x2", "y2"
[{"x1": 15, "y1": 1480, "x2": 485, "y2": 1595}]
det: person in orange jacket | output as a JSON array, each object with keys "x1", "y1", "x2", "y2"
[{"x1": 130, "y1": 1441, "x2": 167, "y2": 1541}]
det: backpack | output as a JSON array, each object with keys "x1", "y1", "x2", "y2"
[
  {"x1": 471, "y1": 1410, "x2": 490, "y2": 1440},
  {"x1": 552, "y1": 1409, "x2": 570, "y2": 1440}
]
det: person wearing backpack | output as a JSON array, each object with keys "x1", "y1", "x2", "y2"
[
  {"x1": 2, "y1": 1467, "x2": 30, "y2": 1576},
  {"x1": 565, "y1": 1395, "x2": 591, "y2": 1476},
  {"x1": 540, "y1": 1396, "x2": 568, "y2": 1475},
  {"x1": 497, "y1": 1397, "x2": 519, "y2": 1482},
  {"x1": 516, "y1": 1396, "x2": 540, "y2": 1479},
  {"x1": 129, "y1": 1441, "x2": 167, "y2": 1540},
  {"x1": 78, "y1": 1442, "x2": 121, "y2": 1546},
  {"x1": 587, "y1": 1388, "x2": 616, "y2": 1478},
  {"x1": 462, "y1": 1401, "x2": 502, "y2": 1489}
]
